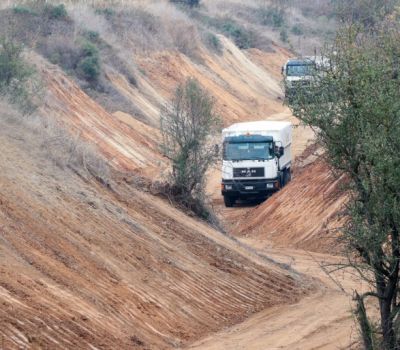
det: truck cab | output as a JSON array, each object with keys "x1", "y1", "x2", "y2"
[
  {"x1": 282, "y1": 57, "x2": 316, "y2": 101},
  {"x1": 221, "y1": 121, "x2": 292, "y2": 207}
]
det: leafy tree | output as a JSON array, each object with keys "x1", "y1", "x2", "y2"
[
  {"x1": 288, "y1": 22, "x2": 400, "y2": 350},
  {"x1": 160, "y1": 78, "x2": 220, "y2": 218}
]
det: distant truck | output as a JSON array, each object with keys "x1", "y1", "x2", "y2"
[
  {"x1": 221, "y1": 121, "x2": 292, "y2": 207},
  {"x1": 282, "y1": 57, "x2": 318, "y2": 100}
]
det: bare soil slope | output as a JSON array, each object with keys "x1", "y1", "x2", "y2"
[
  {"x1": 0, "y1": 101, "x2": 308, "y2": 349},
  {"x1": 136, "y1": 37, "x2": 285, "y2": 126},
  {"x1": 235, "y1": 160, "x2": 347, "y2": 253},
  {"x1": 0, "y1": 15, "x2": 354, "y2": 348}
]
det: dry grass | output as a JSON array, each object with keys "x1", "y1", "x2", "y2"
[
  {"x1": 3, "y1": 0, "x2": 336, "y2": 62},
  {"x1": 0, "y1": 98, "x2": 111, "y2": 185},
  {"x1": 39, "y1": 118, "x2": 111, "y2": 185},
  {"x1": 201, "y1": 0, "x2": 336, "y2": 54}
]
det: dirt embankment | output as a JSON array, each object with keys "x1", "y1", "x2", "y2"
[
  {"x1": 0, "y1": 25, "x2": 353, "y2": 349},
  {"x1": 136, "y1": 36, "x2": 286, "y2": 127},
  {"x1": 0, "y1": 76, "x2": 309, "y2": 350},
  {"x1": 234, "y1": 159, "x2": 347, "y2": 253}
]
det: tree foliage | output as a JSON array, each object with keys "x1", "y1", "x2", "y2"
[
  {"x1": 0, "y1": 36, "x2": 37, "y2": 113},
  {"x1": 288, "y1": 21, "x2": 400, "y2": 349},
  {"x1": 160, "y1": 78, "x2": 220, "y2": 218}
]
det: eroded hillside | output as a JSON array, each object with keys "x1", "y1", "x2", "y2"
[
  {"x1": 0, "y1": 1, "x2": 352, "y2": 349},
  {"x1": 0, "y1": 104, "x2": 309, "y2": 349},
  {"x1": 0, "y1": 2, "x2": 318, "y2": 349}
]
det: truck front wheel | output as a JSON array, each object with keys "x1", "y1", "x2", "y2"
[{"x1": 224, "y1": 195, "x2": 236, "y2": 208}]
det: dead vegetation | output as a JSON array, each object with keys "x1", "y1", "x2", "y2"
[{"x1": 0, "y1": 98, "x2": 111, "y2": 186}]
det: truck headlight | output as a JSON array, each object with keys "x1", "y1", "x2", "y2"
[
  {"x1": 225, "y1": 185, "x2": 233, "y2": 190},
  {"x1": 266, "y1": 183, "x2": 274, "y2": 189}
]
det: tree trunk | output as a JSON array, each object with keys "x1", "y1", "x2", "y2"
[
  {"x1": 380, "y1": 298, "x2": 397, "y2": 350},
  {"x1": 355, "y1": 292, "x2": 374, "y2": 350}
]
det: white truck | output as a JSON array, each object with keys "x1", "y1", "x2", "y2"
[
  {"x1": 282, "y1": 57, "x2": 316, "y2": 101},
  {"x1": 221, "y1": 121, "x2": 292, "y2": 207},
  {"x1": 282, "y1": 56, "x2": 328, "y2": 101}
]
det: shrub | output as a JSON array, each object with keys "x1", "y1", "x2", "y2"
[
  {"x1": 291, "y1": 24, "x2": 304, "y2": 36},
  {"x1": 258, "y1": 7, "x2": 285, "y2": 28},
  {"x1": 94, "y1": 7, "x2": 116, "y2": 18},
  {"x1": 170, "y1": 0, "x2": 200, "y2": 7},
  {"x1": 0, "y1": 36, "x2": 37, "y2": 113},
  {"x1": 13, "y1": 6, "x2": 37, "y2": 16},
  {"x1": 160, "y1": 78, "x2": 221, "y2": 220},
  {"x1": 85, "y1": 31, "x2": 100, "y2": 42},
  {"x1": 204, "y1": 32, "x2": 223, "y2": 54},
  {"x1": 280, "y1": 28, "x2": 288, "y2": 42},
  {"x1": 40, "y1": 35, "x2": 80, "y2": 70},
  {"x1": 45, "y1": 4, "x2": 68, "y2": 20},
  {"x1": 220, "y1": 19, "x2": 254, "y2": 49},
  {"x1": 80, "y1": 42, "x2": 98, "y2": 58},
  {"x1": 40, "y1": 118, "x2": 110, "y2": 185},
  {"x1": 77, "y1": 41, "x2": 100, "y2": 83},
  {"x1": 77, "y1": 56, "x2": 100, "y2": 83}
]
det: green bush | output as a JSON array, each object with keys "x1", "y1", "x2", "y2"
[
  {"x1": 220, "y1": 19, "x2": 253, "y2": 49},
  {"x1": 190, "y1": 13, "x2": 262, "y2": 49},
  {"x1": 77, "y1": 56, "x2": 100, "y2": 82},
  {"x1": 45, "y1": 4, "x2": 67, "y2": 20},
  {"x1": 80, "y1": 42, "x2": 98, "y2": 58},
  {"x1": 85, "y1": 31, "x2": 100, "y2": 42},
  {"x1": 76, "y1": 41, "x2": 100, "y2": 84},
  {"x1": 160, "y1": 78, "x2": 220, "y2": 221},
  {"x1": 258, "y1": 7, "x2": 285, "y2": 28},
  {"x1": 0, "y1": 37, "x2": 37, "y2": 113},
  {"x1": 95, "y1": 7, "x2": 115, "y2": 18},
  {"x1": 280, "y1": 28, "x2": 288, "y2": 42},
  {"x1": 13, "y1": 6, "x2": 37, "y2": 16},
  {"x1": 0, "y1": 38, "x2": 32, "y2": 88},
  {"x1": 170, "y1": 0, "x2": 200, "y2": 7},
  {"x1": 291, "y1": 24, "x2": 304, "y2": 36},
  {"x1": 204, "y1": 32, "x2": 223, "y2": 54}
]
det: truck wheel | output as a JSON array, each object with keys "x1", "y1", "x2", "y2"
[
  {"x1": 287, "y1": 168, "x2": 292, "y2": 182},
  {"x1": 224, "y1": 195, "x2": 235, "y2": 208},
  {"x1": 283, "y1": 168, "x2": 291, "y2": 186}
]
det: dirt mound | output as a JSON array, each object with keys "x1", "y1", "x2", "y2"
[{"x1": 235, "y1": 160, "x2": 346, "y2": 253}]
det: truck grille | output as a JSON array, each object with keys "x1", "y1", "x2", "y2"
[{"x1": 233, "y1": 167, "x2": 264, "y2": 178}]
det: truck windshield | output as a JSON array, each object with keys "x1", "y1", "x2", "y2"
[
  {"x1": 224, "y1": 142, "x2": 274, "y2": 161},
  {"x1": 286, "y1": 64, "x2": 315, "y2": 77}
]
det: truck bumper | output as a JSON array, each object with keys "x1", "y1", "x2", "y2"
[{"x1": 221, "y1": 179, "x2": 280, "y2": 198}]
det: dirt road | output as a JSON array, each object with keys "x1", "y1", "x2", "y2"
[
  {"x1": 199, "y1": 111, "x2": 363, "y2": 349},
  {"x1": 187, "y1": 244, "x2": 365, "y2": 350}
]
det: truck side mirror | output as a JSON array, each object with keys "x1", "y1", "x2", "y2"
[{"x1": 274, "y1": 145, "x2": 284, "y2": 158}]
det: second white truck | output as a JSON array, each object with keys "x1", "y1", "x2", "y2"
[{"x1": 221, "y1": 121, "x2": 292, "y2": 207}]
